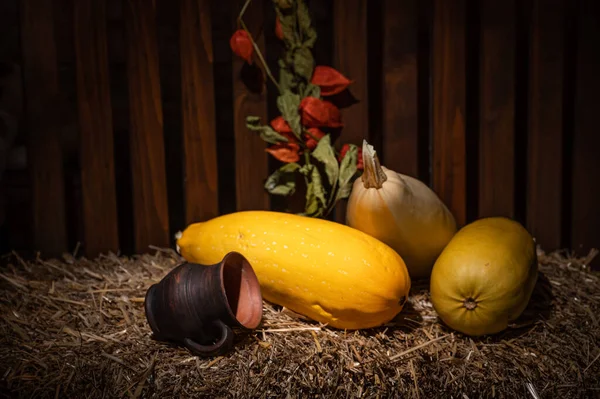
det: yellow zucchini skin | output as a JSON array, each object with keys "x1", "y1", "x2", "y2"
[{"x1": 176, "y1": 211, "x2": 411, "y2": 330}]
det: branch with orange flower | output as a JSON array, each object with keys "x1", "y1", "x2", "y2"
[{"x1": 230, "y1": 0, "x2": 364, "y2": 218}]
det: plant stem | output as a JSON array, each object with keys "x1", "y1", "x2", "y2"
[
  {"x1": 304, "y1": 151, "x2": 311, "y2": 165},
  {"x1": 238, "y1": 0, "x2": 281, "y2": 92},
  {"x1": 303, "y1": 128, "x2": 320, "y2": 142},
  {"x1": 324, "y1": 175, "x2": 340, "y2": 217},
  {"x1": 324, "y1": 182, "x2": 338, "y2": 217},
  {"x1": 238, "y1": 0, "x2": 252, "y2": 19}
]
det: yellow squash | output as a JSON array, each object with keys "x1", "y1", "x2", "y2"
[
  {"x1": 176, "y1": 210, "x2": 411, "y2": 330},
  {"x1": 429, "y1": 217, "x2": 538, "y2": 336}
]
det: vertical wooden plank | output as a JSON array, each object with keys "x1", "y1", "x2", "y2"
[
  {"x1": 478, "y1": 0, "x2": 516, "y2": 219},
  {"x1": 53, "y1": 0, "x2": 80, "y2": 164},
  {"x1": 125, "y1": 0, "x2": 170, "y2": 252},
  {"x1": 527, "y1": 0, "x2": 564, "y2": 251},
  {"x1": 571, "y1": 0, "x2": 600, "y2": 264},
  {"x1": 232, "y1": 0, "x2": 269, "y2": 211},
  {"x1": 1, "y1": 0, "x2": 24, "y2": 253},
  {"x1": 0, "y1": 0, "x2": 20, "y2": 62},
  {"x1": 180, "y1": 0, "x2": 219, "y2": 223},
  {"x1": 210, "y1": 0, "x2": 236, "y2": 216},
  {"x1": 432, "y1": 0, "x2": 467, "y2": 226},
  {"x1": 107, "y1": 0, "x2": 136, "y2": 254},
  {"x1": 157, "y1": 0, "x2": 185, "y2": 236},
  {"x1": 333, "y1": 0, "x2": 369, "y2": 223},
  {"x1": 381, "y1": 0, "x2": 420, "y2": 178},
  {"x1": 74, "y1": 0, "x2": 120, "y2": 256},
  {"x1": 20, "y1": 0, "x2": 68, "y2": 255}
]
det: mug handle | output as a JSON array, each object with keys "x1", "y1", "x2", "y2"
[{"x1": 183, "y1": 320, "x2": 234, "y2": 357}]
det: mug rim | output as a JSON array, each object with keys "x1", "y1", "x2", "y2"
[{"x1": 218, "y1": 251, "x2": 263, "y2": 329}]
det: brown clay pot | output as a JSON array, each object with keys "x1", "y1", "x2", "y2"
[{"x1": 144, "y1": 251, "x2": 263, "y2": 357}]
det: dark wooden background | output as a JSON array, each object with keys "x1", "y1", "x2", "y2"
[{"x1": 0, "y1": 0, "x2": 598, "y2": 268}]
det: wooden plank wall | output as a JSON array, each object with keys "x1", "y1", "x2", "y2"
[
  {"x1": 179, "y1": 0, "x2": 220, "y2": 225},
  {"x1": 1, "y1": 0, "x2": 599, "y2": 268},
  {"x1": 74, "y1": 0, "x2": 120, "y2": 256},
  {"x1": 19, "y1": 0, "x2": 69, "y2": 254},
  {"x1": 432, "y1": 0, "x2": 467, "y2": 227},
  {"x1": 527, "y1": 0, "x2": 565, "y2": 251}
]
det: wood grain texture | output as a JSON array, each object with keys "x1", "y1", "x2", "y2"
[
  {"x1": 19, "y1": 0, "x2": 68, "y2": 255},
  {"x1": 478, "y1": 0, "x2": 516, "y2": 219},
  {"x1": 333, "y1": 0, "x2": 369, "y2": 223},
  {"x1": 382, "y1": 0, "x2": 419, "y2": 178},
  {"x1": 432, "y1": 0, "x2": 467, "y2": 226},
  {"x1": 74, "y1": 0, "x2": 120, "y2": 256},
  {"x1": 231, "y1": 0, "x2": 270, "y2": 212},
  {"x1": 527, "y1": 0, "x2": 564, "y2": 251},
  {"x1": 180, "y1": 0, "x2": 219, "y2": 224},
  {"x1": 125, "y1": 0, "x2": 170, "y2": 252},
  {"x1": 571, "y1": 0, "x2": 600, "y2": 263}
]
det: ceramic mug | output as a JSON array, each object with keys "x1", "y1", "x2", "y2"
[{"x1": 144, "y1": 251, "x2": 263, "y2": 357}]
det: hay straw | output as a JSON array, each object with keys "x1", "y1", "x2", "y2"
[{"x1": 0, "y1": 247, "x2": 598, "y2": 398}]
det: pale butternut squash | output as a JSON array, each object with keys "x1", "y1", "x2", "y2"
[
  {"x1": 346, "y1": 140, "x2": 457, "y2": 280},
  {"x1": 175, "y1": 210, "x2": 411, "y2": 330},
  {"x1": 429, "y1": 217, "x2": 538, "y2": 336}
]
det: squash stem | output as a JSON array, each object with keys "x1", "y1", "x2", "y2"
[{"x1": 361, "y1": 140, "x2": 387, "y2": 189}]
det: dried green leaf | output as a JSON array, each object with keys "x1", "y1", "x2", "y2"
[
  {"x1": 297, "y1": 0, "x2": 317, "y2": 48},
  {"x1": 246, "y1": 115, "x2": 261, "y2": 124},
  {"x1": 303, "y1": 82, "x2": 320, "y2": 98},
  {"x1": 274, "y1": 0, "x2": 293, "y2": 10},
  {"x1": 278, "y1": 60, "x2": 297, "y2": 91},
  {"x1": 274, "y1": 6, "x2": 299, "y2": 47},
  {"x1": 264, "y1": 162, "x2": 300, "y2": 196},
  {"x1": 293, "y1": 47, "x2": 314, "y2": 82},
  {"x1": 262, "y1": 129, "x2": 290, "y2": 144},
  {"x1": 336, "y1": 144, "x2": 358, "y2": 200},
  {"x1": 246, "y1": 116, "x2": 289, "y2": 144},
  {"x1": 283, "y1": 48, "x2": 296, "y2": 68},
  {"x1": 297, "y1": 82, "x2": 306, "y2": 98},
  {"x1": 311, "y1": 134, "x2": 338, "y2": 187},
  {"x1": 277, "y1": 90, "x2": 302, "y2": 139},
  {"x1": 299, "y1": 164, "x2": 327, "y2": 217}
]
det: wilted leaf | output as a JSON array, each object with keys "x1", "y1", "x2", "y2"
[
  {"x1": 293, "y1": 47, "x2": 314, "y2": 82},
  {"x1": 274, "y1": 0, "x2": 293, "y2": 10},
  {"x1": 277, "y1": 90, "x2": 302, "y2": 138},
  {"x1": 274, "y1": 7, "x2": 298, "y2": 46},
  {"x1": 311, "y1": 134, "x2": 339, "y2": 187},
  {"x1": 299, "y1": 164, "x2": 327, "y2": 217},
  {"x1": 303, "y1": 83, "x2": 321, "y2": 99},
  {"x1": 264, "y1": 163, "x2": 300, "y2": 196},
  {"x1": 339, "y1": 143, "x2": 364, "y2": 170},
  {"x1": 246, "y1": 116, "x2": 289, "y2": 144},
  {"x1": 297, "y1": 0, "x2": 317, "y2": 48},
  {"x1": 336, "y1": 144, "x2": 358, "y2": 200},
  {"x1": 278, "y1": 60, "x2": 297, "y2": 91}
]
